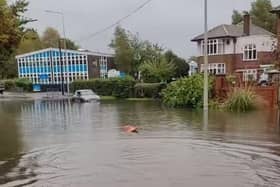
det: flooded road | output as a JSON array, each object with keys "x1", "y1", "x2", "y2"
[{"x1": 0, "y1": 100, "x2": 280, "y2": 187}]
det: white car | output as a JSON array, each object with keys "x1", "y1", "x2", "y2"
[{"x1": 72, "y1": 89, "x2": 100, "y2": 102}]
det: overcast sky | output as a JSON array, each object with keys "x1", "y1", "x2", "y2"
[{"x1": 11, "y1": 0, "x2": 279, "y2": 59}]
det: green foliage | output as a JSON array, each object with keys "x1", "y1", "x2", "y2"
[
  {"x1": 1, "y1": 78, "x2": 32, "y2": 91},
  {"x1": 14, "y1": 78, "x2": 32, "y2": 91},
  {"x1": 17, "y1": 29, "x2": 43, "y2": 54},
  {"x1": 232, "y1": 0, "x2": 277, "y2": 33},
  {"x1": 41, "y1": 27, "x2": 60, "y2": 48},
  {"x1": 165, "y1": 50, "x2": 189, "y2": 78},
  {"x1": 71, "y1": 77, "x2": 136, "y2": 98},
  {"x1": 110, "y1": 27, "x2": 134, "y2": 75},
  {"x1": 162, "y1": 74, "x2": 213, "y2": 108},
  {"x1": 139, "y1": 57, "x2": 175, "y2": 83},
  {"x1": 232, "y1": 10, "x2": 243, "y2": 24},
  {"x1": 64, "y1": 38, "x2": 79, "y2": 50},
  {"x1": 0, "y1": 0, "x2": 30, "y2": 78},
  {"x1": 135, "y1": 83, "x2": 167, "y2": 98},
  {"x1": 226, "y1": 87, "x2": 257, "y2": 112}
]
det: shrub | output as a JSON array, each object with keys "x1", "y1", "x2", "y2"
[
  {"x1": 225, "y1": 87, "x2": 257, "y2": 112},
  {"x1": 135, "y1": 83, "x2": 167, "y2": 98},
  {"x1": 1, "y1": 79, "x2": 32, "y2": 91},
  {"x1": 15, "y1": 78, "x2": 33, "y2": 92},
  {"x1": 139, "y1": 57, "x2": 175, "y2": 83},
  {"x1": 71, "y1": 76, "x2": 136, "y2": 98},
  {"x1": 162, "y1": 74, "x2": 213, "y2": 108}
]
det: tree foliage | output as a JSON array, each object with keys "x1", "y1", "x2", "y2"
[
  {"x1": 110, "y1": 27, "x2": 134, "y2": 75},
  {"x1": 139, "y1": 57, "x2": 175, "y2": 83},
  {"x1": 17, "y1": 29, "x2": 43, "y2": 54},
  {"x1": 231, "y1": 0, "x2": 277, "y2": 33},
  {"x1": 165, "y1": 50, "x2": 189, "y2": 78},
  {"x1": 0, "y1": 0, "x2": 30, "y2": 78},
  {"x1": 162, "y1": 74, "x2": 213, "y2": 108},
  {"x1": 41, "y1": 27, "x2": 61, "y2": 48}
]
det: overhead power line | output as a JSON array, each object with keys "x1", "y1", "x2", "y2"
[{"x1": 78, "y1": 0, "x2": 153, "y2": 43}]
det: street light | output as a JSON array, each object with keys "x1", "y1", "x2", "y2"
[
  {"x1": 45, "y1": 10, "x2": 70, "y2": 95},
  {"x1": 203, "y1": 0, "x2": 208, "y2": 111}
]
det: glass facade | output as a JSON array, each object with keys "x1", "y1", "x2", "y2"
[{"x1": 16, "y1": 48, "x2": 110, "y2": 85}]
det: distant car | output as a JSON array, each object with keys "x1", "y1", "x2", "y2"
[
  {"x1": 72, "y1": 89, "x2": 100, "y2": 102},
  {"x1": 0, "y1": 83, "x2": 4, "y2": 95}
]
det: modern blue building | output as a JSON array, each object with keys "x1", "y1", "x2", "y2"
[{"x1": 16, "y1": 48, "x2": 114, "y2": 86}]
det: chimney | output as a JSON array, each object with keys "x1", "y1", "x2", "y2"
[{"x1": 243, "y1": 13, "x2": 250, "y2": 36}]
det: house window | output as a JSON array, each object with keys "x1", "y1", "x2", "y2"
[
  {"x1": 243, "y1": 69, "x2": 257, "y2": 81},
  {"x1": 201, "y1": 63, "x2": 226, "y2": 75},
  {"x1": 201, "y1": 39, "x2": 224, "y2": 55},
  {"x1": 243, "y1": 44, "x2": 257, "y2": 60}
]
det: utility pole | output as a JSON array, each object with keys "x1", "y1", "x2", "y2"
[
  {"x1": 45, "y1": 10, "x2": 69, "y2": 95},
  {"x1": 203, "y1": 0, "x2": 209, "y2": 111},
  {"x1": 59, "y1": 39, "x2": 64, "y2": 95}
]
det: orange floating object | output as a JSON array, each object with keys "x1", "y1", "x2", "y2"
[{"x1": 123, "y1": 125, "x2": 138, "y2": 133}]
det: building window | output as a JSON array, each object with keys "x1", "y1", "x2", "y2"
[
  {"x1": 201, "y1": 39, "x2": 224, "y2": 55},
  {"x1": 243, "y1": 44, "x2": 257, "y2": 60},
  {"x1": 243, "y1": 69, "x2": 257, "y2": 81},
  {"x1": 200, "y1": 63, "x2": 226, "y2": 75}
]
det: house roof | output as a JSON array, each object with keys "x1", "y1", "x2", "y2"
[
  {"x1": 16, "y1": 48, "x2": 114, "y2": 59},
  {"x1": 191, "y1": 23, "x2": 275, "y2": 41}
]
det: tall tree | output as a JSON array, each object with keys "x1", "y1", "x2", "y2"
[
  {"x1": 17, "y1": 29, "x2": 43, "y2": 54},
  {"x1": 41, "y1": 27, "x2": 61, "y2": 48},
  {"x1": 250, "y1": 0, "x2": 276, "y2": 34},
  {"x1": 110, "y1": 26, "x2": 134, "y2": 75},
  {"x1": 165, "y1": 50, "x2": 189, "y2": 78},
  {"x1": 232, "y1": 10, "x2": 243, "y2": 24},
  {"x1": 231, "y1": 0, "x2": 277, "y2": 33},
  {"x1": 0, "y1": 0, "x2": 30, "y2": 78}
]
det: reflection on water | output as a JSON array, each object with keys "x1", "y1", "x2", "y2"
[{"x1": 0, "y1": 100, "x2": 280, "y2": 186}]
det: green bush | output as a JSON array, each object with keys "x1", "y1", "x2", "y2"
[
  {"x1": 135, "y1": 83, "x2": 167, "y2": 98},
  {"x1": 15, "y1": 78, "x2": 33, "y2": 92},
  {"x1": 1, "y1": 79, "x2": 32, "y2": 91},
  {"x1": 226, "y1": 87, "x2": 257, "y2": 112},
  {"x1": 2, "y1": 80, "x2": 16, "y2": 90},
  {"x1": 71, "y1": 76, "x2": 136, "y2": 98},
  {"x1": 162, "y1": 74, "x2": 213, "y2": 108}
]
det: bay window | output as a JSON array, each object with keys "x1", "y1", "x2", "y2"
[
  {"x1": 200, "y1": 63, "x2": 226, "y2": 75},
  {"x1": 201, "y1": 39, "x2": 224, "y2": 55}
]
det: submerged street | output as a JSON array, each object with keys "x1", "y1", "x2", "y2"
[{"x1": 0, "y1": 100, "x2": 280, "y2": 187}]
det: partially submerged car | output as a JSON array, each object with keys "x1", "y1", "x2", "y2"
[{"x1": 72, "y1": 89, "x2": 100, "y2": 102}]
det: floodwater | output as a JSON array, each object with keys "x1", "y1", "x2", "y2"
[{"x1": 0, "y1": 100, "x2": 280, "y2": 187}]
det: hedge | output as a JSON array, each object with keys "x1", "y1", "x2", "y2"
[
  {"x1": 0, "y1": 78, "x2": 33, "y2": 92},
  {"x1": 71, "y1": 77, "x2": 136, "y2": 98},
  {"x1": 134, "y1": 83, "x2": 167, "y2": 98}
]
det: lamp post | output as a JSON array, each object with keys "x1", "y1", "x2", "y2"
[
  {"x1": 203, "y1": 0, "x2": 209, "y2": 111},
  {"x1": 45, "y1": 10, "x2": 69, "y2": 95}
]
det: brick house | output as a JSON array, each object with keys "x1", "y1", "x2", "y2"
[{"x1": 191, "y1": 14, "x2": 277, "y2": 81}]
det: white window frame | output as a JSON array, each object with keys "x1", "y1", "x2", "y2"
[
  {"x1": 200, "y1": 63, "x2": 226, "y2": 75},
  {"x1": 243, "y1": 69, "x2": 257, "y2": 81},
  {"x1": 201, "y1": 39, "x2": 224, "y2": 56},
  {"x1": 243, "y1": 44, "x2": 257, "y2": 61}
]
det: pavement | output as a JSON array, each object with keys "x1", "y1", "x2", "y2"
[{"x1": 0, "y1": 92, "x2": 71, "y2": 101}]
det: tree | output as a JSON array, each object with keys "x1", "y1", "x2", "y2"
[
  {"x1": 41, "y1": 27, "x2": 61, "y2": 48},
  {"x1": 110, "y1": 26, "x2": 134, "y2": 75},
  {"x1": 0, "y1": 0, "x2": 30, "y2": 78},
  {"x1": 139, "y1": 57, "x2": 175, "y2": 83},
  {"x1": 231, "y1": 0, "x2": 277, "y2": 33},
  {"x1": 232, "y1": 10, "x2": 243, "y2": 24},
  {"x1": 250, "y1": 0, "x2": 276, "y2": 34},
  {"x1": 17, "y1": 29, "x2": 43, "y2": 54},
  {"x1": 64, "y1": 38, "x2": 79, "y2": 50},
  {"x1": 165, "y1": 50, "x2": 189, "y2": 78}
]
